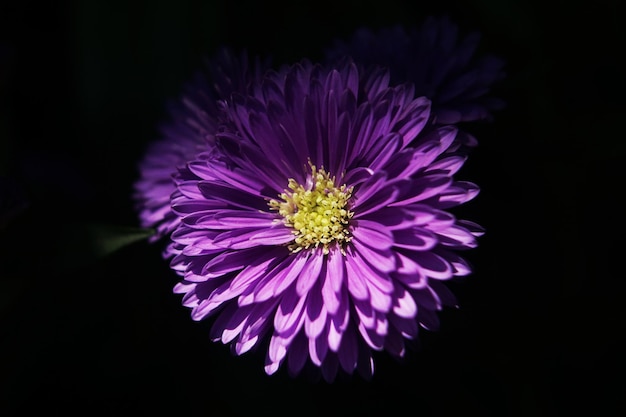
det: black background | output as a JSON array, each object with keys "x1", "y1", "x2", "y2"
[{"x1": 1, "y1": 1, "x2": 625, "y2": 416}]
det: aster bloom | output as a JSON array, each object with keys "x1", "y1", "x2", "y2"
[
  {"x1": 325, "y1": 16, "x2": 505, "y2": 129},
  {"x1": 133, "y1": 48, "x2": 268, "y2": 245},
  {"x1": 168, "y1": 58, "x2": 483, "y2": 381}
]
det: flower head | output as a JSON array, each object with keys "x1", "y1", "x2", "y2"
[
  {"x1": 168, "y1": 58, "x2": 483, "y2": 381},
  {"x1": 133, "y1": 48, "x2": 269, "y2": 245},
  {"x1": 325, "y1": 16, "x2": 505, "y2": 127}
]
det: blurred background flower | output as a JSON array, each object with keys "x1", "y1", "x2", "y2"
[
  {"x1": 133, "y1": 48, "x2": 269, "y2": 248},
  {"x1": 325, "y1": 16, "x2": 505, "y2": 126}
]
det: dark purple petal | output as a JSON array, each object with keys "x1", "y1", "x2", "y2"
[
  {"x1": 198, "y1": 181, "x2": 268, "y2": 211},
  {"x1": 393, "y1": 227, "x2": 439, "y2": 251},
  {"x1": 309, "y1": 328, "x2": 330, "y2": 366},
  {"x1": 286, "y1": 331, "x2": 309, "y2": 376},
  {"x1": 200, "y1": 247, "x2": 269, "y2": 278},
  {"x1": 274, "y1": 285, "x2": 308, "y2": 336},
  {"x1": 412, "y1": 251, "x2": 453, "y2": 280},
  {"x1": 392, "y1": 285, "x2": 418, "y2": 318},
  {"x1": 212, "y1": 226, "x2": 293, "y2": 249},
  {"x1": 391, "y1": 174, "x2": 452, "y2": 206}
]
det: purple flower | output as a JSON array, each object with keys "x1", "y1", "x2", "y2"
[
  {"x1": 133, "y1": 48, "x2": 269, "y2": 246},
  {"x1": 325, "y1": 16, "x2": 505, "y2": 127},
  {"x1": 167, "y1": 58, "x2": 483, "y2": 381}
]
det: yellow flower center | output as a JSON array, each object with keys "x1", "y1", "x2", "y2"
[{"x1": 269, "y1": 164, "x2": 354, "y2": 254}]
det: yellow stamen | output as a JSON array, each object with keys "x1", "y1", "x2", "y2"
[{"x1": 269, "y1": 163, "x2": 353, "y2": 254}]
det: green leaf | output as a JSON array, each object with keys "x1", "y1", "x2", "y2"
[
  {"x1": 54, "y1": 223, "x2": 155, "y2": 270},
  {"x1": 85, "y1": 223, "x2": 156, "y2": 257}
]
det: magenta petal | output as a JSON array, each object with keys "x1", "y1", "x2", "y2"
[
  {"x1": 393, "y1": 252, "x2": 428, "y2": 289},
  {"x1": 343, "y1": 166, "x2": 374, "y2": 187},
  {"x1": 176, "y1": 180, "x2": 205, "y2": 199},
  {"x1": 358, "y1": 321, "x2": 384, "y2": 350},
  {"x1": 351, "y1": 171, "x2": 387, "y2": 205},
  {"x1": 393, "y1": 227, "x2": 439, "y2": 251},
  {"x1": 429, "y1": 280, "x2": 458, "y2": 308},
  {"x1": 436, "y1": 248, "x2": 473, "y2": 276},
  {"x1": 351, "y1": 238, "x2": 395, "y2": 273},
  {"x1": 412, "y1": 251, "x2": 453, "y2": 280},
  {"x1": 436, "y1": 181, "x2": 480, "y2": 208},
  {"x1": 327, "y1": 316, "x2": 344, "y2": 352},
  {"x1": 321, "y1": 353, "x2": 339, "y2": 383},
  {"x1": 383, "y1": 326, "x2": 406, "y2": 358},
  {"x1": 213, "y1": 210, "x2": 278, "y2": 227},
  {"x1": 391, "y1": 174, "x2": 452, "y2": 206},
  {"x1": 326, "y1": 248, "x2": 345, "y2": 293},
  {"x1": 337, "y1": 325, "x2": 359, "y2": 373},
  {"x1": 305, "y1": 304, "x2": 328, "y2": 339},
  {"x1": 345, "y1": 255, "x2": 370, "y2": 300},
  {"x1": 321, "y1": 264, "x2": 341, "y2": 315},
  {"x1": 351, "y1": 219, "x2": 394, "y2": 250},
  {"x1": 308, "y1": 328, "x2": 330, "y2": 366},
  {"x1": 272, "y1": 251, "x2": 310, "y2": 296},
  {"x1": 286, "y1": 331, "x2": 309, "y2": 376},
  {"x1": 274, "y1": 287, "x2": 308, "y2": 335},
  {"x1": 360, "y1": 207, "x2": 416, "y2": 230},
  {"x1": 392, "y1": 286, "x2": 418, "y2": 318},
  {"x1": 191, "y1": 298, "x2": 224, "y2": 321},
  {"x1": 418, "y1": 307, "x2": 440, "y2": 331},
  {"x1": 201, "y1": 247, "x2": 266, "y2": 278},
  {"x1": 213, "y1": 226, "x2": 293, "y2": 249},
  {"x1": 350, "y1": 249, "x2": 394, "y2": 293},
  {"x1": 225, "y1": 257, "x2": 275, "y2": 291},
  {"x1": 252, "y1": 252, "x2": 303, "y2": 302},
  {"x1": 426, "y1": 154, "x2": 467, "y2": 176},
  {"x1": 389, "y1": 313, "x2": 419, "y2": 339},
  {"x1": 353, "y1": 298, "x2": 376, "y2": 329},
  {"x1": 412, "y1": 286, "x2": 441, "y2": 311},
  {"x1": 198, "y1": 181, "x2": 267, "y2": 210},
  {"x1": 353, "y1": 183, "x2": 400, "y2": 218},
  {"x1": 295, "y1": 250, "x2": 324, "y2": 296},
  {"x1": 236, "y1": 301, "x2": 278, "y2": 354},
  {"x1": 215, "y1": 303, "x2": 252, "y2": 343},
  {"x1": 267, "y1": 334, "x2": 289, "y2": 368},
  {"x1": 365, "y1": 281, "x2": 392, "y2": 312},
  {"x1": 436, "y1": 224, "x2": 478, "y2": 248}
]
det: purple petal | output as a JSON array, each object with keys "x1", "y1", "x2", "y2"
[
  {"x1": 345, "y1": 253, "x2": 370, "y2": 300},
  {"x1": 274, "y1": 286, "x2": 308, "y2": 335},
  {"x1": 412, "y1": 251, "x2": 453, "y2": 280},
  {"x1": 213, "y1": 226, "x2": 294, "y2": 249},
  {"x1": 337, "y1": 324, "x2": 358, "y2": 373},
  {"x1": 391, "y1": 174, "x2": 452, "y2": 206},
  {"x1": 198, "y1": 181, "x2": 267, "y2": 211},
  {"x1": 286, "y1": 331, "x2": 309, "y2": 376},
  {"x1": 392, "y1": 285, "x2": 418, "y2": 318},
  {"x1": 308, "y1": 328, "x2": 330, "y2": 366},
  {"x1": 351, "y1": 219, "x2": 394, "y2": 250},
  {"x1": 201, "y1": 247, "x2": 268, "y2": 278},
  {"x1": 321, "y1": 353, "x2": 339, "y2": 382},
  {"x1": 393, "y1": 227, "x2": 439, "y2": 251},
  {"x1": 295, "y1": 250, "x2": 324, "y2": 296},
  {"x1": 228, "y1": 251, "x2": 283, "y2": 293},
  {"x1": 351, "y1": 238, "x2": 395, "y2": 273}
]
